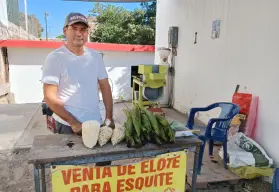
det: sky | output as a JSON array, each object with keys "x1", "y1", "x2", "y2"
[{"x1": 18, "y1": 0, "x2": 141, "y2": 38}]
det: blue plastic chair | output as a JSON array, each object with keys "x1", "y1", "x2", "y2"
[
  {"x1": 273, "y1": 168, "x2": 279, "y2": 192},
  {"x1": 186, "y1": 102, "x2": 240, "y2": 174}
]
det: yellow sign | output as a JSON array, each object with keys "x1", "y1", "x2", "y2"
[{"x1": 51, "y1": 151, "x2": 187, "y2": 192}]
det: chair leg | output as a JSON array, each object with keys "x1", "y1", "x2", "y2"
[
  {"x1": 223, "y1": 141, "x2": 228, "y2": 169},
  {"x1": 208, "y1": 139, "x2": 214, "y2": 156},
  {"x1": 197, "y1": 140, "x2": 206, "y2": 175}
]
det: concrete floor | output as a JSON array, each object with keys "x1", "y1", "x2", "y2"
[
  {"x1": 0, "y1": 103, "x2": 40, "y2": 150},
  {"x1": 14, "y1": 105, "x2": 52, "y2": 149}
]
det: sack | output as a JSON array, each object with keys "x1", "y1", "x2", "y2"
[
  {"x1": 219, "y1": 132, "x2": 273, "y2": 168},
  {"x1": 98, "y1": 126, "x2": 113, "y2": 146}
]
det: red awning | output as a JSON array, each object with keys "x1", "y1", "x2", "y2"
[{"x1": 0, "y1": 39, "x2": 155, "y2": 52}]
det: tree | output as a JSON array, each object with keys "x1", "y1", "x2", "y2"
[
  {"x1": 140, "y1": 1, "x2": 156, "y2": 29},
  {"x1": 89, "y1": 2, "x2": 156, "y2": 45},
  {"x1": 56, "y1": 35, "x2": 65, "y2": 39}
]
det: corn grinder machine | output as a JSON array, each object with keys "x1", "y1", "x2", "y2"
[{"x1": 132, "y1": 47, "x2": 171, "y2": 109}]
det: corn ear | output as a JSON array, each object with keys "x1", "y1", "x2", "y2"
[
  {"x1": 141, "y1": 108, "x2": 160, "y2": 135},
  {"x1": 155, "y1": 114, "x2": 169, "y2": 127},
  {"x1": 131, "y1": 106, "x2": 141, "y2": 137},
  {"x1": 141, "y1": 113, "x2": 152, "y2": 133},
  {"x1": 124, "y1": 109, "x2": 133, "y2": 140}
]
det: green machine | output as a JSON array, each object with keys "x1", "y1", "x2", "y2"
[{"x1": 132, "y1": 64, "x2": 168, "y2": 107}]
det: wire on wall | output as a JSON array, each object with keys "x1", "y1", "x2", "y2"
[{"x1": 166, "y1": 48, "x2": 176, "y2": 108}]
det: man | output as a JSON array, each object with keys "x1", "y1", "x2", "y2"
[{"x1": 41, "y1": 12, "x2": 114, "y2": 136}]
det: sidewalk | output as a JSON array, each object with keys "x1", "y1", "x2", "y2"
[
  {"x1": 14, "y1": 104, "x2": 52, "y2": 149},
  {"x1": 0, "y1": 103, "x2": 40, "y2": 151}
]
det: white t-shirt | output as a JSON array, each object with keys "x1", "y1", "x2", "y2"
[{"x1": 41, "y1": 45, "x2": 108, "y2": 125}]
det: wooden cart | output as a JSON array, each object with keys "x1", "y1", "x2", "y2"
[{"x1": 28, "y1": 134, "x2": 202, "y2": 192}]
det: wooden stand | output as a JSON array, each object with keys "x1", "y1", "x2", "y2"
[{"x1": 28, "y1": 134, "x2": 202, "y2": 192}]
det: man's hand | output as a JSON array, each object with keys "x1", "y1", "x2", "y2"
[
  {"x1": 70, "y1": 119, "x2": 82, "y2": 133},
  {"x1": 102, "y1": 118, "x2": 115, "y2": 129}
]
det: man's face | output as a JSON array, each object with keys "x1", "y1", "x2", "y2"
[{"x1": 64, "y1": 22, "x2": 89, "y2": 47}]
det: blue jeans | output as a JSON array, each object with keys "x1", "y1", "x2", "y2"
[{"x1": 55, "y1": 121, "x2": 73, "y2": 134}]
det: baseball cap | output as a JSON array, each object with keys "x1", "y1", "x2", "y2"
[{"x1": 64, "y1": 12, "x2": 89, "y2": 28}]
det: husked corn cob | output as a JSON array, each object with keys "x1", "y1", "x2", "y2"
[{"x1": 82, "y1": 120, "x2": 100, "y2": 149}]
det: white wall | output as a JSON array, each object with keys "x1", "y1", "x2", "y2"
[
  {"x1": 8, "y1": 47, "x2": 154, "y2": 104},
  {"x1": 156, "y1": 0, "x2": 279, "y2": 166}
]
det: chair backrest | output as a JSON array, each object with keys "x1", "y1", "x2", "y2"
[{"x1": 211, "y1": 102, "x2": 240, "y2": 129}]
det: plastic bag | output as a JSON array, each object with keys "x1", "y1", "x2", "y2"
[
  {"x1": 219, "y1": 132, "x2": 273, "y2": 168},
  {"x1": 229, "y1": 166, "x2": 273, "y2": 179},
  {"x1": 98, "y1": 126, "x2": 113, "y2": 146},
  {"x1": 111, "y1": 123, "x2": 125, "y2": 145}
]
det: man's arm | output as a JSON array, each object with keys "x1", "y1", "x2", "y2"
[
  {"x1": 43, "y1": 84, "x2": 82, "y2": 133},
  {"x1": 98, "y1": 78, "x2": 113, "y2": 121}
]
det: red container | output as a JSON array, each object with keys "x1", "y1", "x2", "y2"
[
  {"x1": 232, "y1": 93, "x2": 252, "y2": 116},
  {"x1": 46, "y1": 115, "x2": 56, "y2": 133}
]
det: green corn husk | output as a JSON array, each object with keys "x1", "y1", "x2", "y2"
[
  {"x1": 127, "y1": 137, "x2": 135, "y2": 148},
  {"x1": 159, "y1": 128, "x2": 168, "y2": 142},
  {"x1": 124, "y1": 109, "x2": 133, "y2": 139},
  {"x1": 141, "y1": 108, "x2": 160, "y2": 135},
  {"x1": 131, "y1": 106, "x2": 141, "y2": 137},
  {"x1": 141, "y1": 113, "x2": 152, "y2": 133},
  {"x1": 143, "y1": 131, "x2": 151, "y2": 141},
  {"x1": 155, "y1": 114, "x2": 169, "y2": 127}
]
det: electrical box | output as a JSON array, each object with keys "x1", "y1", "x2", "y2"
[{"x1": 168, "y1": 26, "x2": 179, "y2": 48}]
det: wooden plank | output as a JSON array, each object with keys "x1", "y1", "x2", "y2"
[
  {"x1": 186, "y1": 144, "x2": 241, "y2": 189},
  {"x1": 28, "y1": 134, "x2": 202, "y2": 165}
]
